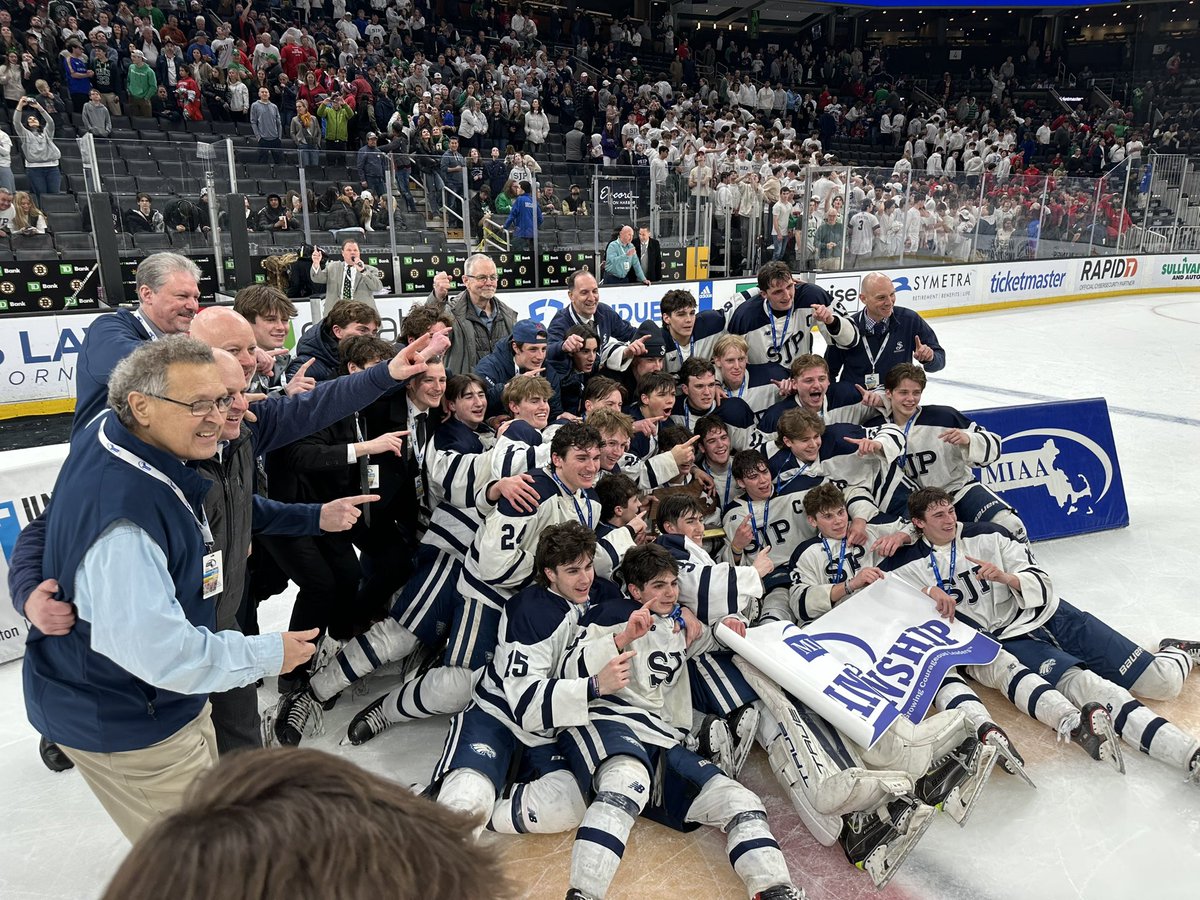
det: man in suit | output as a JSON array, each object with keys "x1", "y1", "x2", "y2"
[
  {"x1": 631, "y1": 226, "x2": 662, "y2": 283},
  {"x1": 311, "y1": 239, "x2": 384, "y2": 316}
]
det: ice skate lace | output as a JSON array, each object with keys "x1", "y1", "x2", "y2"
[
  {"x1": 287, "y1": 691, "x2": 325, "y2": 737},
  {"x1": 1056, "y1": 712, "x2": 1081, "y2": 743},
  {"x1": 359, "y1": 702, "x2": 392, "y2": 739}
]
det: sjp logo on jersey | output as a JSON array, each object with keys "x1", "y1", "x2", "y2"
[
  {"x1": 969, "y1": 398, "x2": 1129, "y2": 541},
  {"x1": 1078, "y1": 257, "x2": 1139, "y2": 291},
  {"x1": 528, "y1": 297, "x2": 565, "y2": 325}
]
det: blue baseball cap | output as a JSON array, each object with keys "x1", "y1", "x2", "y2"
[{"x1": 512, "y1": 319, "x2": 549, "y2": 344}]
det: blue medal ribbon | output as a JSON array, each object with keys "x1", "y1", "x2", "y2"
[
  {"x1": 822, "y1": 536, "x2": 848, "y2": 584},
  {"x1": 551, "y1": 470, "x2": 593, "y2": 529},
  {"x1": 929, "y1": 541, "x2": 956, "y2": 592}
]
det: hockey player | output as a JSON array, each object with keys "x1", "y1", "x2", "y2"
[
  {"x1": 786, "y1": 484, "x2": 1120, "y2": 776},
  {"x1": 670, "y1": 357, "x2": 762, "y2": 451},
  {"x1": 659, "y1": 288, "x2": 728, "y2": 374},
  {"x1": 274, "y1": 373, "x2": 541, "y2": 745},
  {"x1": 559, "y1": 544, "x2": 805, "y2": 900},
  {"x1": 595, "y1": 473, "x2": 645, "y2": 538},
  {"x1": 758, "y1": 354, "x2": 879, "y2": 444},
  {"x1": 490, "y1": 376, "x2": 556, "y2": 477},
  {"x1": 588, "y1": 407, "x2": 692, "y2": 490},
  {"x1": 343, "y1": 424, "x2": 642, "y2": 745},
  {"x1": 726, "y1": 260, "x2": 857, "y2": 369},
  {"x1": 767, "y1": 408, "x2": 899, "y2": 529},
  {"x1": 710, "y1": 333, "x2": 784, "y2": 418},
  {"x1": 866, "y1": 363, "x2": 1027, "y2": 538},
  {"x1": 886, "y1": 487, "x2": 1200, "y2": 783},
  {"x1": 477, "y1": 319, "x2": 565, "y2": 419},
  {"x1": 435, "y1": 523, "x2": 642, "y2": 836},
  {"x1": 623, "y1": 371, "x2": 678, "y2": 463},
  {"x1": 695, "y1": 415, "x2": 744, "y2": 523}
]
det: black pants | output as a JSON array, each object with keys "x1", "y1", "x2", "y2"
[
  {"x1": 209, "y1": 682, "x2": 262, "y2": 755},
  {"x1": 261, "y1": 532, "x2": 364, "y2": 640}
]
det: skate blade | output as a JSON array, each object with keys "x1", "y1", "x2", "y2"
[
  {"x1": 1094, "y1": 715, "x2": 1126, "y2": 774},
  {"x1": 940, "y1": 744, "x2": 998, "y2": 827},
  {"x1": 985, "y1": 735, "x2": 1036, "y2": 789},
  {"x1": 861, "y1": 804, "x2": 937, "y2": 889}
]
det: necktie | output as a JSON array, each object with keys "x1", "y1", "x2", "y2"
[
  {"x1": 415, "y1": 412, "x2": 428, "y2": 455},
  {"x1": 342, "y1": 266, "x2": 352, "y2": 301}
]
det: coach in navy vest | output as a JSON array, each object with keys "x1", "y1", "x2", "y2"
[
  {"x1": 72, "y1": 252, "x2": 203, "y2": 436},
  {"x1": 24, "y1": 337, "x2": 317, "y2": 842},
  {"x1": 825, "y1": 271, "x2": 945, "y2": 388}
]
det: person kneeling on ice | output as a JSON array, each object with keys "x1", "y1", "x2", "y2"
[
  {"x1": 558, "y1": 544, "x2": 805, "y2": 900},
  {"x1": 884, "y1": 487, "x2": 1200, "y2": 785}
]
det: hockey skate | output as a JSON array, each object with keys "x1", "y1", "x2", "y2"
[
  {"x1": 696, "y1": 714, "x2": 735, "y2": 774},
  {"x1": 1158, "y1": 638, "x2": 1200, "y2": 666},
  {"x1": 271, "y1": 686, "x2": 325, "y2": 747},
  {"x1": 754, "y1": 885, "x2": 807, "y2": 899},
  {"x1": 914, "y1": 736, "x2": 998, "y2": 827},
  {"x1": 1069, "y1": 702, "x2": 1125, "y2": 773},
  {"x1": 978, "y1": 721, "x2": 1036, "y2": 788},
  {"x1": 345, "y1": 694, "x2": 400, "y2": 745},
  {"x1": 565, "y1": 889, "x2": 598, "y2": 900},
  {"x1": 1186, "y1": 748, "x2": 1200, "y2": 787},
  {"x1": 840, "y1": 796, "x2": 936, "y2": 889},
  {"x1": 727, "y1": 703, "x2": 760, "y2": 777}
]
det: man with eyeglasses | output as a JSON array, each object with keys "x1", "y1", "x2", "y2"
[
  {"x1": 423, "y1": 252, "x2": 517, "y2": 375},
  {"x1": 18, "y1": 337, "x2": 322, "y2": 842}
]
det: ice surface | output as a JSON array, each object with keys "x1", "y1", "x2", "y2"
[{"x1": 2, "y1": 294, "x2": 1198, "y2": 899}]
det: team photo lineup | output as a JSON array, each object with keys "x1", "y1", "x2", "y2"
[
  {"x1": 14, "y1": 251, "x2": 1200, "y2": 899},
  {"x1": 3, "y1": 0, "x2": 1198, "y2": 897}
]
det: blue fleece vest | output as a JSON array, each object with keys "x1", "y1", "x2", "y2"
[{"x1": 24, "y1": 412, "x2": 216, "y2": 753}]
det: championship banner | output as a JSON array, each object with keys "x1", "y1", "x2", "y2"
[
  {"x1": 0, "y1": 444, "x2": 70, "y2": 665},
  {"x1": 967, "y1": 398, "x2": 1130, "y2": 541},
  {"x1": 718, "y1": 579, "x2": 1000, "y2": 748}
]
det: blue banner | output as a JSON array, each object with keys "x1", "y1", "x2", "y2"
[{"x1": 966, "y1": 398, "x2": 1129, "y2": 541}]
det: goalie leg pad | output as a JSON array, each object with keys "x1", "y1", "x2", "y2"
[{"x1": 858, "y1": 709, "x2": 970, "y2": 777}]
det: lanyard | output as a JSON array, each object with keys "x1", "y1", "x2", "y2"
[
  {"x1": 764, "y1": 300, "x2": 792, "y2": 358},
  {"x1": 746, "y1": 497, "x2": 770, "y2": 543},
  {"x1": 98, "y1": 420, "x2": 213, "y2": 549},
  {"x1": 551, "y1": 470, "x2": 593, "y2": 529},
  {"x1": 132, "y1": 310, "x2": 161, "y2": 341},
  {"x1": 727, "y1": 374, "x2": 747, "y2": 399},
  {"x1": 774, "y1": 457, "x2": 810, "y2": 493},
  {"x1": 859, "y1": 311, "x2": 890, "y2": 374},
  {"x1": 702, "y1": 460, "x2": 733, "y2": 509},
  {"x1": 929, "y1": 541, "x2": 956, "y2": 592},
  {"x1": 822, "y1": 536, "x2": 848, "y2": 584}
]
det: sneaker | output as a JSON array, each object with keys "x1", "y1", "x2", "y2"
[
  {"x1": 727, "y1": 703, "x2": 760, "y2": 777},
  {"x1": 978, "y1": 721, "x2": 1035, "y2": 788},
  {"x1": 696, "y1": 714, "x2": 734, "y2": 774},
  {"x1": 39, "y1": 736, "x2": 74, "y2": 773},
  {"x1": 839, "y1": 797, "x2": 936, "y2": 889},
  {"x1": 346, "y1": 694, "x2": 400, "y2": 746},
  {"x1": 914, "y1": 736, "x2": 998, "y2": 826},
  {"x1": 1158, "y1": 638, "x2": 1200, "y2": 666},
  {"x1": 1069, "y1": 702, "x2": 1125, "y2": 774},
  {"x1": 273, "y1": 687, "x2": 322, "y2": 747}
]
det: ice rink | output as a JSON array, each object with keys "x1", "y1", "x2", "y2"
[{"x1": 2, "y1": 292, "x2": 1199, "y2": 900}]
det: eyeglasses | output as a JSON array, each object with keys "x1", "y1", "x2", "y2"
[
  {"x1": 147, "y1": 393, "x2": 234, "y2": 417},
  {"x1": 466, "y1": 273, "x2": 499, "y2": 282}
]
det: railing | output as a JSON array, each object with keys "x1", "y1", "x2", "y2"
[{"x1": 55, "y1": 134, "x2": 1200, "y2": 309}]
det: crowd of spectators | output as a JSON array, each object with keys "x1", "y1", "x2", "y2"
[{"x1": 0, "y1": 0, "x2": 1195, "y2": 267}]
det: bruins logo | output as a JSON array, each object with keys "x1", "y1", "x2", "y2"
[
  {"x1": 33, "y1": 263, "x2": 48, "y2": 277},
  {"x1": 38, "y1": 296, "x2": 53, "y2": 309},
  {"x1": 0, "y1": 281, "x2": 14, "y2": 294}
]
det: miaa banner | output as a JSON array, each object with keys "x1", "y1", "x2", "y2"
[{"x1": 718, "y1": 578, "x2": 1000, "y2": 748}]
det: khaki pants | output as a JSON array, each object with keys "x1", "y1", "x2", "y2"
[
  {"x1": 59, "y1": 703, "x2": 219, "y2": 842},
  {"x1": 127, "y1": 97, "x2": 152, "y2": 118}
]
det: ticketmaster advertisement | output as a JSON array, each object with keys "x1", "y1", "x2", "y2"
[{"x1": 967, "y1": 398, "x2": 1130, "y2": 541}]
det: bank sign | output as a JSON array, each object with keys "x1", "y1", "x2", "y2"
[{"x1": 967, "y1": 398, "x2": 1129, "y2": 541}]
